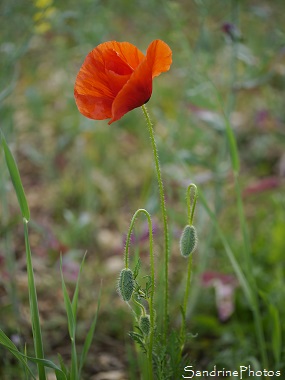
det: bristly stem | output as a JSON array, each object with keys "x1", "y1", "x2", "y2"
[
  {"x1": 187, "y1": 183, "x2": 198, "y2": 226},
  {"x1": 141, "y1": 104, "x2": 170, "y2": 341},
  {"x1": 124, "y1": 208, "x2": 155, "y2": 379},
  {"x1": 180, "y1": 184, "x2": 198, "y2": 355}
]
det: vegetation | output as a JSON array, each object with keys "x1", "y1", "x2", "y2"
[{"x1": 1, "y1": 0, "x2": 285, "y2": 379}]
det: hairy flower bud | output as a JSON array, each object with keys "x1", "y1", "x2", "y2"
[
  {"x1": 139, "y1": 315, "x2": 151, "y2": 336},
  {"x1": 180, "y1": 225, "x2": 198, "y2": 258},
  {"x1": 118, "y1": 268, "x2": 134, "y2": 301}
]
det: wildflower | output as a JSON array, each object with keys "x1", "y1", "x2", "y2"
[{"x1": 74, "y1": 40, "x2": 172, "y2": 124}]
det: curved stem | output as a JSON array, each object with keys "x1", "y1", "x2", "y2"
[
  {"x1": 124, "y1": 208, "x2": 155, "y2": 378},
  {"x1": 180, "y1": 184, "x2": 198, "y2": 355},
  {"x1": 141, "y1": 104, "x2": 170, "y2": 340},
  {"x1": 187, "y1": 183, "x2": 198, "y2": 226},
  {"x1": 132, "y1": 294, "x2": 146, "y2": 316}
]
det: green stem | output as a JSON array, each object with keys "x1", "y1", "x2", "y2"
[
  {"x1": 141, "y1": 104, "x2": 170, "y2": 341},
  {"x1": 217, "y1": 0, "x2": 268, "y2": 367},
  {"x1": 124, "y1": 208, "x2": 155, "y2": 380},
  {"x1": 23, "y1": 219, "x2": 46, "y2": 380},
  {"x1": 132, "y1": 295, "x2": 146, "y2": 316},
  {"x1": 180, "y1": 256, "x2": 192, "y2": 354},
  {"x1": 180, "y1": 184, "x2": 198, "y2": 355},
  {"x1": 233, "y1": 171, "x2": 268, "y2": 368},
  {"x1": 187, "y1": 183, "x2": 198, "y2": 226}
]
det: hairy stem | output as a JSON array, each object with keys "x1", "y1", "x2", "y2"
[{"x1": 141, "y1": 104, "x2": 170, "y2": 341}]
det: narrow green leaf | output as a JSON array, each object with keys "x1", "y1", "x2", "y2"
[
  {"x1": 199, "y1": 191, "x2": 253, "y2": 304},
  {"x1": 60, "y1": 257, "x2": 76, "y2": 340},
  {"x1": 0, "y1": 328, "x2": 36, "y2": 379},
  {"x1": 1, "y1": 132, "x2": 30, "y2": 221},
  {"x1": 23, "y1": 344, "x2": 30, "y2": 380},
  {"x1": 57, "y1": 354, "x2": 69, "y2": 377},
  {"x1": 224, "y1": 116, "x2": 240, "y2": 174},
  {"x1": 269, "y1": 304, "x2": 281, "y2": 366},
  {"x1": 60, "y1": 257, "x2": 78, "y2": 380},
  {"x1": 23, "y1": 356, "x2": 67, "y2": 380},
  {"x1": 23, "y1": 220, "x2": 46, "y2": 380},
  {"x1": 78, "y1": 286, "x2": 101, "y2": 377},
  {"x1": 72, "y1": 252, "x2": 87, "y2": 318}
]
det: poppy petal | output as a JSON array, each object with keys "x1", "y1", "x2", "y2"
[
  {"x1": 146, "y1": 39, "x2": 172, "y2": 78},
  {"x1": 74, "y1": 91, "x2": 113, "y2": 119},
  {"x1": 101, "y1": 41, "x2": 145, "y2": 71},
  {"x1": 74, "y1": 41, "x2": 145, "y2": 120},
  {"x1": 74, "y1": 50, "x2": 114, "y2": 119},
  {"x1": 109, "y1": 40, "x2": 172, "y2": 124},
  {"x1": 109, "y1": 58, "x2": 153, "y2": 124},
  {"x1": 74, "y1": 40, "x2": 172, "y2": 123}
]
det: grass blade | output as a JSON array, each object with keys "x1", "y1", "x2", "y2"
[
  {"x1": 0, "y1": 328, "x2": 36, "y2": 380},
  {"x1": 78, "y1": 285, "x2": 101, "y2": 377},
  {"x1": 1, "y1": 131, "x2": 30, "y2": 221},
  {"x1": 58, "y1": 353, "x2": 69, "y2": 377},
  {"x1": 60, "y1": 257, "x2": 78, "y2": 380},
  {"x1": 269, "y1": 304, "x2": 281, "y2": 367},
  {"x1": 23, "y1": 356, "x2": 67, "y2": 380},
  {"x1": 199, "y1": 190, "x2": 253, "y2": 303},
  {"x1": 71, "y1": 252, "x2": 87, "y2": 318},
  {"x1": 23, "y1": 220, "x2": 46, "y2": 380}
]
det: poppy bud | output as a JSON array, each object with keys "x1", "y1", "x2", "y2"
[
  {"x1": 139, "y1": 315, "x2": 151, "y2": 336},
  {"x1": 118, "y1": 268, "x2": 134, "y2": 301},
  {"x1": 180, "y1": 225, "x2": 198, "y2": 258}
]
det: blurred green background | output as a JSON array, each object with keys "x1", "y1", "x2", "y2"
[{"x1": 1, "y1": 0, "x2": 285, "y2": 379}]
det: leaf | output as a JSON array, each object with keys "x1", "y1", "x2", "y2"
[
  {"x1": 24, "y1": 344, "x2": 30, "y2": 380},
  {"x1": 198, "y1": 191, "x2": 253, "y2": 304},
  {"x1": 60, "y1": 256, "x2": 78, "y2": 380},
  {"x1": 269, "y1": 304, "x2": 281, "y2": 366},
  {"x1": 0, "y1": 328, "x2": 36, "y2": 379},
  {"x1": 24, "y1": 356, "x2": 67, "y2": 380},
  {"x1": 128, "y1": 331, "x2": 146, "y2": 354},
  {"x1": 223, "y1": 115, "x2": 240, "y2": 174},
  {"x1": 71, "y1": 252, "x2": 87, "y2": 318},
  {"x1": 133, "y1": 258, "x2": 141, "y2": 280},
  {"x1": 1, "y1": 131, "x2": 30, "y2": 221},
  {"x1": 57, "y1": 354, "x2": 69, "y2": 377},
  {"x1": 78, "y1": 285, "x2": 101, "y2": 378},
  {"x1": 23, "y1": 220, "x2": 46, "y2": 380},
  {"x1": 0, "y1": 329, "x2": 66, "y2": 379},
  {"x1": 60, "y1": 256, "x2": 76, "y2": 340}
]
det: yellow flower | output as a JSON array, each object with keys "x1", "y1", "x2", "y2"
[
  {"x1": 34, "y1": 21, "x2": 51, "y2": 34},
  {"x1": 35, "y1": 0, "x2": 53, "y2": 9}
]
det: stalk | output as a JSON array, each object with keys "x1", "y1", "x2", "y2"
[{"x1": 141, "y1": 104, "x2": 170, "y2": 341}]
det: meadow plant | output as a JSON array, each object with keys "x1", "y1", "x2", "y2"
[
  {"x1": 73, "y1": 39, "x2": 200, "y2": 378},
  {"x1": 0, "y1": 38, "x2": 198, "y2": 379},
  {"x1": 0, "y1": 132, "x2": 100, "y2": 379},
  {"x1": 1, "y1": 26, "x2": 282, "y2": 379}
]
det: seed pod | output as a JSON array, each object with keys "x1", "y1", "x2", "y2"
[
  {"x1": 180, "y1": 225, "x2": 198, "y2": 258},
  {"x1": 139, "y1": 315, "x2": 151, "y2": 336},
  {"x1": 118, "y1": 268, "x2": 134, "y2": 301}
]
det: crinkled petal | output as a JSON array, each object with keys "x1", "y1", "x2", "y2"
[
  {"x1": 101, "y1": 41, "x2": 145, "y2": 71},
  {"x1": 74, "y1": 50, "x2": 114, "y2": 119},
  {"x1": 109, "y1": 39, "x2": 172, "y2": 124},
  {"x1": 109, "y1": 58, "x2": 152, "y2": 124},
  {"x1": 146, "y1": 39, "x2": 172, "y2": 78},
  {"x1": 74, "y1": 91, "x2": 113, "y2": 120},
  {"x1": 74, "y1": 41, "x2": 145, "y2": 120}
]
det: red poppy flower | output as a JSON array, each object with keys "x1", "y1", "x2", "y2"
[{"x1": 74, "y1": 39, "x2": 172, "y2": 124}]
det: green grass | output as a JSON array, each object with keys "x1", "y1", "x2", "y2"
[{"x1": 1, "y1": 0, "x2": 285, "y2": 378}]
